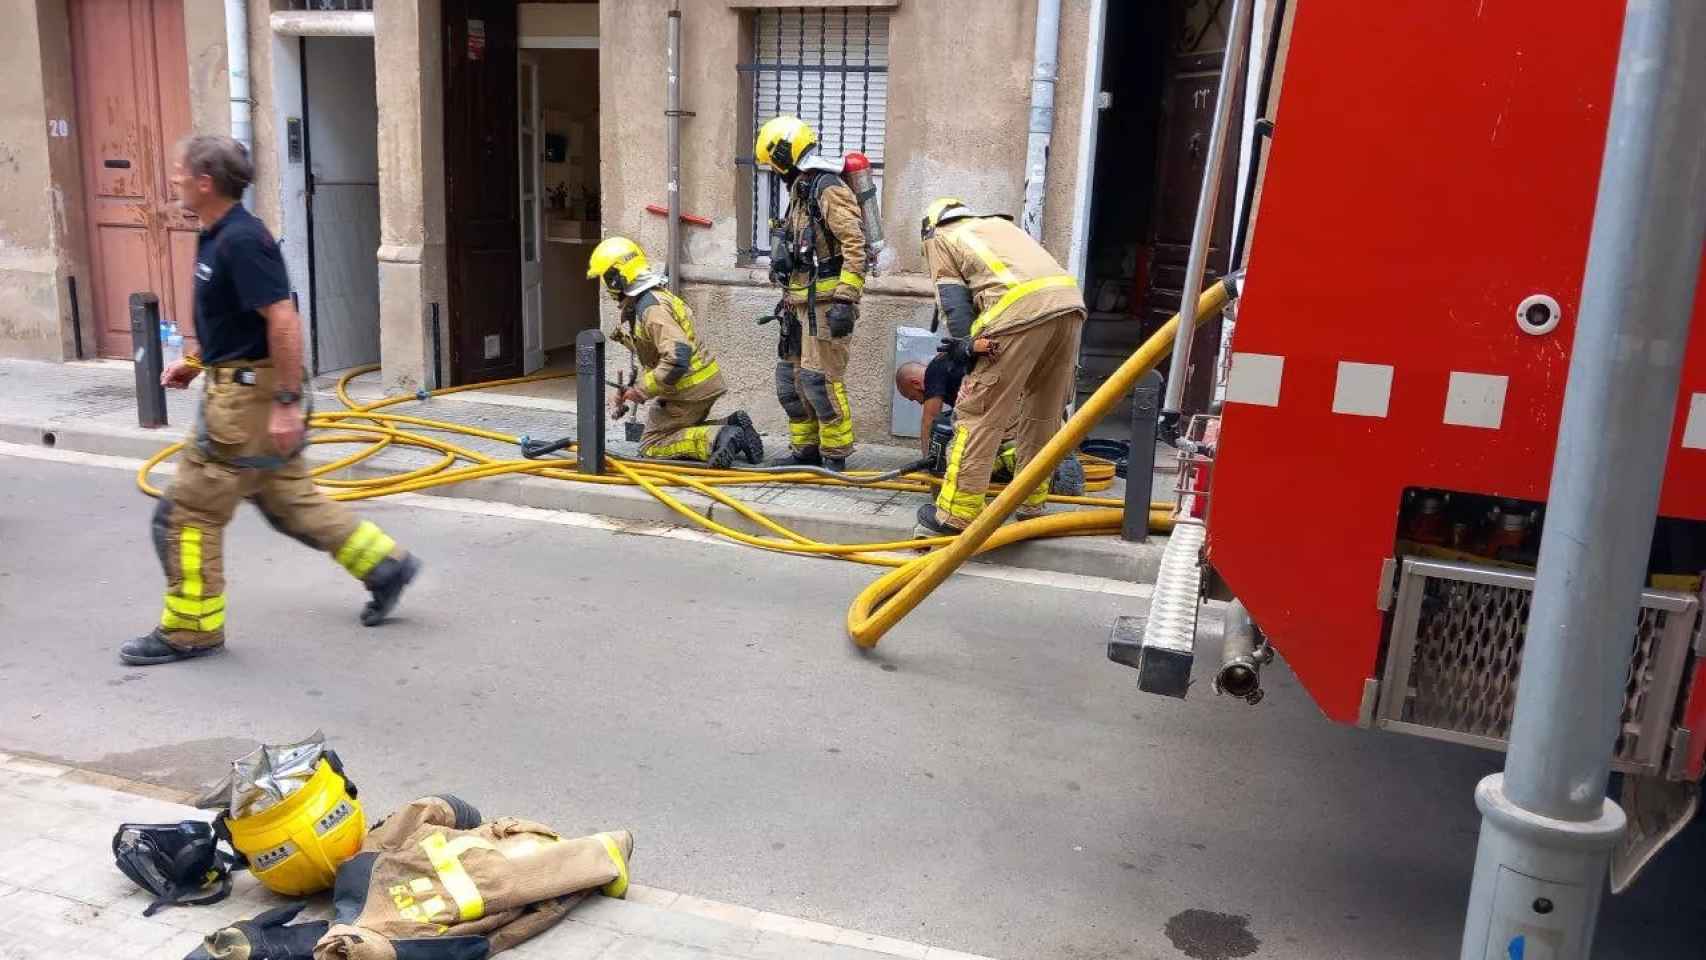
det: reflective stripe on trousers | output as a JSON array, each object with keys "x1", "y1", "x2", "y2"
[
  {"x1": 641, "y1": 424, "x2": 714, "y2": 461},
  {"x1": 934, "y1": 427, "x2": 985, "y2": 523},
  {"x1": 335, "y1": 521, "x2": 397, "y2": 579},
  {"x1": 160, "y1": 525, "x2": 227, "y2": 633}
]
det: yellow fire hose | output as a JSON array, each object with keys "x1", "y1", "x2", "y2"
[
  {"x1": 134, "y1": 354, "x2": 1175, "y2": 571},
  {"x1": 845, "y1": 280, "x2": 1231, "y2": 646}
]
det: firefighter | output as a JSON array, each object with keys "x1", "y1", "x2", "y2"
[
  {"x1": 754, "y1": 115, "x2": 868, "y2": 471},
  {"x1": 121, "y1": 135, "x2": 419, "y2": 666},
  {"x1": 588, "y1": 236, "x2": 763, "y2": 467},
  {"x1": 914, "y1": 198, "x2": 1087, "y2": 534}
]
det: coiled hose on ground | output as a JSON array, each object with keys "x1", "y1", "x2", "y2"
[
  {"x1": 135, "y1": 356, "x2": 1174, "y2": 571},
  {"x1": 845, "y1": 280, "x2": 1232, "y2": 646}
]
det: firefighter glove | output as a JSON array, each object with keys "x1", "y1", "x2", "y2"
[
  {"x1": 938, "y1": 336, "x2": 975, "y2": 369},
  {"x1": 827, "y1": 301, "x2": 858, "y2": 339}
]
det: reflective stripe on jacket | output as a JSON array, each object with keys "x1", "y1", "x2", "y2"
[
  {"x1": 614, "y1": 289, "x2": 726, "y2": 401},
  {"x1": 924, "y1": 216, "x2": 1084, "y2": 339}
]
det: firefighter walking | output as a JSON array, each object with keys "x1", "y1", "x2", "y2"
[
  {"x1": 121, "y1": 135, "x2": 420, "y2": 666},
  {"x1": 754, "y1": 116, "x2": 868, "y2": 471},
  {"x1": 588, "y1": 237, "x2": 763, "y2": 466},
  {"x1": 914, "y1": 198, "x2": 1086, "y2": 534}
]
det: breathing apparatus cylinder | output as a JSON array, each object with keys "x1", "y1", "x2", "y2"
[{"x1": 842, "y1": 152, "x2": 886, "y2": 273}]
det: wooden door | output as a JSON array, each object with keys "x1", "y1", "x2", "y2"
[
  {"x1": 443, "y1": 0, "x2": 522, "y2": 384},
  {"x1": 71, "y1": 0, "x2": 198, "y2": 359},
  {"x1": 1143, "y1": 0, "x2": 1245, "y2": 415}
]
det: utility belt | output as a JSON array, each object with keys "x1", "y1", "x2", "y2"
[{"x1": 208, "y1": 359, "x2": 274, "y2": 386}]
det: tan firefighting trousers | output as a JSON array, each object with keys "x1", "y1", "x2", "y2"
[
  {"x1": 315, "y1": 796, "x2": 633, "y2": 959},
  {"x1": 775, "y1": 318, "x2": 855, "y2": 458},
  {"x1": 935, "y1": 310, "x2": 1085, "y2": 527},
  {"x1": 638, "y1": 394, "x2": 725, "y2": 461},
  {"x1": 153, "y1": 363, "x2": 406, "y2": 650}
]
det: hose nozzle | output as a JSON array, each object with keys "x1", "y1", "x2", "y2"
[{"x1": 1214, "y1": 599, "x2": 1270, "y2": 705}]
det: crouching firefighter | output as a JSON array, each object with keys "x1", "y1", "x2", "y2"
[
  {"x1": 914, "y1": 198, "x2": 1087, "y2": 535},
  {"x1": 588, "y1": 237, "x2": 763, "y2": 467},
  {"x1": 754, "y1": 115, "x2": 867, "y2": 471},
  {"x1": 123, "y1": 135, "x2": 420, "y2": 666}
]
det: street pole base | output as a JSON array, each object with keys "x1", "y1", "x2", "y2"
[{"x1": 1459, "y1": 773, "x2": 1626, "y2": 960}]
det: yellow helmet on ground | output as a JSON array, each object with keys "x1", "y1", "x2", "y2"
[
  {"x1": 755, "y1": 115, "x2": 818, "y2": 175},
  {"x1": 921, "y1": 197, "x2": 976, "y2": 244},
  {"x1": 223, "y1": 758, "x2": 364, "y2": 896},
  {"x1": 587, "y1": 236, "x2": 653, "y2": 301}
]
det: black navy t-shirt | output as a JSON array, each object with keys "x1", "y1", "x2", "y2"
[
  {"x1": 923, "y1": 354, "x2": 965, "y2": 408},
  {"x1": 193, "y1": 204, "x2": 290, "y2": 364}
]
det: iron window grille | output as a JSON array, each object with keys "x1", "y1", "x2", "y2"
[
  {"x1": 738, "y1": 7, "x2": 890, "y2": 262},
  {"x1": 285, "y1": 1, "x2": 373, "y2": 10}
]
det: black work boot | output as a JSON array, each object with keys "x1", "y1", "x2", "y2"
[
  {"x1": 708, "y1": 426, "x2": 744, "y2": 469},
  {"x1": 768, "y1": 445, "x2": 822, "y2": 467},
  {"x1": 361, "y1": 554, "x2": 421, "y2": 627},
  {"x1": 913, "y1": 502, "x2": 964, "y2": 537},
  {"x1": 724, "y1": 410, "x2": 765, "y2": 464},
  {"x1": 822, "y1": 456, "x2": 848, "y2": 472},
  {"x1": 119, "y1": 628, "x2": 222, "y2": 666}
]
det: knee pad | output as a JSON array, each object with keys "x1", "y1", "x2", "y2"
[
  {"x1": 799, "y1": 368, "x2": 836, "y2": 419},
  {"x1": 774, "y1": 361, "x2": 809, "y2": 420}
]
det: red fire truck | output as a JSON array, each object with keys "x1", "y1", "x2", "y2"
[{"x1": 1116, "y1": 0, "x2": 1706, "y2": 893}]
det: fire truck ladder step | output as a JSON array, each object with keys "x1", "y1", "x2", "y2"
[{"x1": 1107, "y1": 519, "x2": 1206, "y2": 698}]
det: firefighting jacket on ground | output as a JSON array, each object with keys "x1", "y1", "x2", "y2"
[
  {"x1": 780, "y1": 171, "x2": 867, "y2": 314},
  {"x1": 610, "y1": 288, "x2": 726, "y2": 403},
  {"x1": 314, "y1": 796, "x2": 634, "y2": 960},
  {"x1": 923, "y1": 214, "x2": 1081, "y2": 340}
]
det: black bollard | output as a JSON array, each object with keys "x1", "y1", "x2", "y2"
[
  {"x1": 1122, "y1": 370, "x2": 1163, "y2": 542},
  {"x1": 129, "y1": 293, "x2": 167, "y2": 428},
  {"x1": 575, "y1": 328, "x2": 606, "y2": 475}
]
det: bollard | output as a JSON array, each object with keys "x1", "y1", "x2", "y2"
[
  {"x1": 1122, "y1": 370, "x2": 1163, "y2": 542},
  {"x1": 575, "y1": 328, "x2": 606, "y2": 475},
  {"x1": 129, "y1": 293, "x2": 168, "y2": 428}
]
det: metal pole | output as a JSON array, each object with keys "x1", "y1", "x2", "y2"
[
  {"x1": 1161, "y1": 0, "x2": 1253, "y2": 416},
  {"x1": 1121, "y1": 370, "x2": 1162, "y2": 542},
  {"x1": 1459, "y1": 3, "x2": 1706, "y2": 957},
  {"x1": 665, "y1": 2, "x2": 683, "y2": 287},
  {"x1": 575, "y1": 328, "x2": 607, "y2": 476},
  {"x1": 1019, "y1": 0, "x2": 1062, "y2": 241},
  {"x1": 129, "y1": 293, "x2": 168, "y2": 428}
]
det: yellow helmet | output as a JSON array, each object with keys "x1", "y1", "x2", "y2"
[
  {"x1": 587, "y1": 236, "x2": 653, "y2": 301},
  {"x1": 755, "y1": 116, "x2": 818, "y2": 175},
  {"x1": 921, "y1": 197, "x2": 975, "y2": 244}
]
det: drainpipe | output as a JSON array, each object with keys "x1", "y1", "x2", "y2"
[
  {"x1": 1019, "y1": 0, "x2": 1062, "y2": 241},
  {"x1": 1065, "y1": 0, "x2": 1110, "y2": 285},
  {"x1": 1161, "y1": 0, "x2": 1253, "y2": 419},
  {"x1": 665, "y1": 1, "x2": 683, "y2": 286},
  {"x1": 224, "y1": 0, "x2": 251, "y2": 156},
  {"x1": 1458, "y1": 3, "x2": 1706, "y2": 957}
]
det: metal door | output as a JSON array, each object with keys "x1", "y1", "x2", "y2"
[
  {"x1": 71, "y1": 0, "x2": 197, "y2": 359},
  {"x1": 518, "y1": 51, "x2": 544, "y2": 374},
  {"x1": 304, "y1": 36, "x2": 381, "y2": 373}
]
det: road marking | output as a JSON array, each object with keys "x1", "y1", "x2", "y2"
[{"x1": 0, "y1": 441, "x2": 1151, "y2": 599}]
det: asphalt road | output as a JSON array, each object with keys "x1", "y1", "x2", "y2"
[{"x1": 0, "y1": 448, "x2": 1699, "y2": 959}]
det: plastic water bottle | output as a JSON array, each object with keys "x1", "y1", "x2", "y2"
[{"x1": 161, "y1": 319, "x2": 183, "y2": 366}]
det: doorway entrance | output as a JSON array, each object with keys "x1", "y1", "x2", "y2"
[
  {"x1": 519, "y1": 44, "x2": 601, "y2": 375},
  {"x1": 302, "y1": 36, "x2": 381, "y2": 375},
  {"x1": 1079, "y1": 0, "x2": 1245, "y2": 419},
  {"x1": 70, "y1": 0, "x2": 197, "y2": 359}
]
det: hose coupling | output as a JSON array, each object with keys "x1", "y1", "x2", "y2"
[{"x1": 1214, "y1": 599, "x2": 1271, "y2": 705}]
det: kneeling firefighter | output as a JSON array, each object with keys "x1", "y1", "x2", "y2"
[
  {"x1": 587, "y1": 237, "x2": 763, "y2": 467},
  {"x1": 914, "y1": 198, "x2": 1087, "y2": 535},
  {"x1": 754, "y1": 115, "x2": 868, "y2": 471}
]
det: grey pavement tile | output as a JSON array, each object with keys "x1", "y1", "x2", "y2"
[
  {"x1": 504, "y1": 920, "x2": 621, "y2": 959},
  {"x1": 568, "y1": 897, "x2": 761, "y2": 955},
  {"x1": 745, "y1": 930, "x2": 906, "y2": 960}
]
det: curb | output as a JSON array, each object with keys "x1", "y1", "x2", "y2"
[{"x1": 0, "y1": 415, "x2": 1164, "y2": 583}]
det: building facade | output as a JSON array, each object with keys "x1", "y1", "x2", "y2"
[{"x1": 1, "y1": 0, "x2": 1281, "y2": 442}]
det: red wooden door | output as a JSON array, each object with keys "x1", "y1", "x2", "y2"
[{"x1": 71, "y1": 0, "x2": 198, "y2": 359}]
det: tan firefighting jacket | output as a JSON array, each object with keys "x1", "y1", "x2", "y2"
[
  {"x1": 611, "y1": 288, "x2": 726, "y2": 402},
  {"x1": 780, "y1": 171, "x2": 867, "y2": 310},
  {"x1": 313, "y1": 796, "x2": 634, "y2": 960},
  {"x1": 924, "y1": 215, "x2": 1084, "y2": 340}
]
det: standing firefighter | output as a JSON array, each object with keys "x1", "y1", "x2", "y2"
[
  {"x1": 588, "y1": 237, "x2": 763, "y2": 466},
  {"x1": 754, "y1": 116, "x2": 867, "y2": 470},
  {"x1": 121, "y1": 135, "x2": 419, "y2": 666},
  {"x1": 914, "y1": 198, "x2": 1086, "y2": 534}
]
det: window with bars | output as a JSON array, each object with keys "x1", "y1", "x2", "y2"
[
  {"x1": 284, "y1": 1, "x2": 373, "y2": 10},
  {"x1": 739, "y1": 7, "x2": 890, "y2": 261}
]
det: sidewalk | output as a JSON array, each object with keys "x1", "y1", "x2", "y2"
[
  {"x1": 0, "y1": 358, "x2": 1172, "y2": 582},
  {"x1": 0, "y1": 756, "x2": 994, "y2": 960}
]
